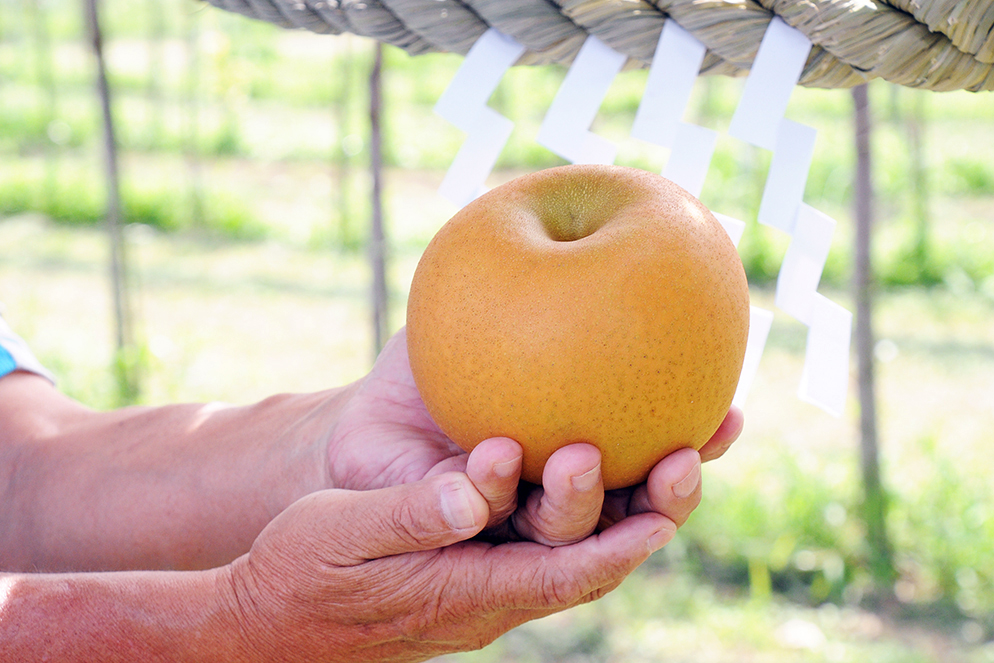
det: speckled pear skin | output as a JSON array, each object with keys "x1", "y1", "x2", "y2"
[{"x1": 407, "y1": 164, "x2": 750, "y2": 490}]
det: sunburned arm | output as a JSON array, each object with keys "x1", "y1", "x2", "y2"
[
  {"x1": 0, "y1": 567, "x2": 247, "y2": 662},
  {"x1": 0, "y1": 371, "x2": 353, "y2": 572},
  {"x1": 0, "y1": 468, "x2": 678, "y2": 663}
]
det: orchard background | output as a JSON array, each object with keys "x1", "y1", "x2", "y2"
[{"x1": 1, "y1": 1, "x2": 993, "y2": 660}]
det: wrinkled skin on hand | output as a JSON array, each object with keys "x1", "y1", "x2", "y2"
[
  {"x1": 222, "y1": 328, "x2": 743, "y2": 663},
  {"x1": 226, "y1": 472, "x2": 673, "y2": 663},
  {"x1": 327, "y1": 327, "x2": 743, "y2": 547}
]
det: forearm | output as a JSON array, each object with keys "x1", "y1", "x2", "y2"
[
  {"x1": 1, "y1": 372, "x2": 355, "y2": 572},
  {"x1": 0, "y1": 567, "x2": 248, "y2": 662}
]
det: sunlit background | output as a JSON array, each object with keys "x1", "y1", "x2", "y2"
[{"x1": 1, "y1": 1, "x2": 993, "y2": 660}]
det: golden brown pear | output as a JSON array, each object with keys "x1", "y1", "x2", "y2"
[{"x1": 406, "y1": 164, "x2": 750, "y2": 490}]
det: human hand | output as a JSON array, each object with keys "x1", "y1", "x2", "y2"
[
  {"x1": 328, "y1": 327, "x2": 743, "y2": 547},
  {"x1": 223, "y1": 471, "x2": 675, "y2": 663},
  {"x1": 463, "y1": 402, "x2": 742, "y2": 546}
]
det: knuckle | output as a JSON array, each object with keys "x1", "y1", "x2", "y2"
[
  {"x1": 515, "y1": 489, "x2": 602, "y2": 547},
  {"x1": 532, "y1": 506, "x2": 599, "y2": 546},
  {"x1": 668, "y1": 488, "x2": 702, "y2": 524},
  {"x1": 489, "y1": 492, "x2": 519, "y2": 524},
  {"x1": 389, "y1": 498, "x2": 437, "y2": 549}
]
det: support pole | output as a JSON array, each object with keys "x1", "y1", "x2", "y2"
[
  {"x1": 335, "y1": 38, "x2": 356, "y2": 250},
  {"x1": 907, "y1": 90, "x2": 930, "y2": 278},
  {"x1": 29, "y1": 0, "x2": 58, "y2": 204},
  {"x1": 85, "y1": 0, "x2": 138, "y2": 402},
  {"x1": 852, "y1": 83, "x2": 894, "y2": 591},
  {"x1": 369, "y1": 42, "x2": 388, "y2": 357}
]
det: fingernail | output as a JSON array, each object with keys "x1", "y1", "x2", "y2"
[
  {"x1": 493, "y1": 457, "x2": 521, "y2": 479},
  {"x1": 440, "y1": 481, "x2": 478, "y2": 530},
  {"x1": 673, "y1": 461, "x2": 701, "y2": 499},
  {"x1": 571, "y1": 466, "x2": 601, "y2": 492},
  {"x1": 648, "y1": 523, "x2": 677, "y2": 553}
]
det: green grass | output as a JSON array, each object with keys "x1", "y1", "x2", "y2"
[
  {"x1": 3, "y1": 22, "x2": 992, "y2": 286},
  {"x1": 439, "y1": 571, "x2": 994, "y2": 662},
  {"x1": 2, "y1": 214, "x2": 993, "y2": 660},
  {"x1": 2, "y1": 1, "x2": 994, "y2": 657},
  {"x1": 0, "y1": 156, "x2": 265, "y2": 238}
]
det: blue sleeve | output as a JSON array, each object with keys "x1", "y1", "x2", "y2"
[
  {"x1": 0, "y1": 311, "x2": 56, "y2": 383},
  {"x1": 0, "y1": 343, "x2": 15, "y2": 376}
]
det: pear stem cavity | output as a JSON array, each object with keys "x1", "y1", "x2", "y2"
[{"x1": 539, "y1": 185, "x2": 607, "y2": 242}]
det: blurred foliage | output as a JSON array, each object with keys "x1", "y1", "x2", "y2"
[
  {"x1": 1, "y1": 0, "x2": 992, "y2": 287},
  {"x1": 680, "y1": 438, "x2": 994, "y2": 629},
  {"x1": 0, "y1": 162, "x2": 264, "y2": 238},
  {"x1": 6, "y1": 219, "x2": 992, "y2": 659},
  {"x1": 2, "y1": 0, "x2": 994, "y2": 648}
]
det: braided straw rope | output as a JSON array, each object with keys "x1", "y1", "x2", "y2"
[{"x1": 205, "y1": 0, "x2": 994, "y2": 91}]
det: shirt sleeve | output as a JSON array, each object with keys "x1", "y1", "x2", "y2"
[{"x1": 0, "y1": 311, "x2": 56, "y2": 383}]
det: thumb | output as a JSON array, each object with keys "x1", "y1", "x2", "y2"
[{"x1": 329, "y1": 472, "x2": 489, "y2": 565}]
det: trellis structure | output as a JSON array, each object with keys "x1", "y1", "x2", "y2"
[
  {"x1": 198, "y1": 0, "x2": 994, "y2": 413},
  {"x1": 205, "y1": 0, "x2": 994, "y2": 91},
  {"x1": 200, "y1": 0, "x2": 991, "y2": 415},
  {"x1": 200, "y1": 0, "x2": 990, "y2": 586}
]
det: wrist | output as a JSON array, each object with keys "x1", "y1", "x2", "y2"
[
  {"x1": 319, "y1": 379, "x2": 363, "y2": 489},
  {"x1": 217, "y1": 553, "x2": 312, "y2": 663},
  {"x1": 281, "y1": 382, "x2": 362, "y2": 494},
  {"x1": 212, "y1": 561, "x2": 266, "y2": 663}
]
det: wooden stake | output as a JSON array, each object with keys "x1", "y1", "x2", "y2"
[
  {"x1": 29, "y1": 0, "x2": 58, "y2": 204},
  {"x1": 335, "y1": 37, "x2": 355, "y2": 250},
  {"x1": 852, "y1": 83, "x2": 894, "y2": 590},
  {"x1": 369, "y1": 41, "x2": 388, "y2": 358},
  {"x1": 907, "y1": 89, "x2": 930, "y2": 276},
  {"x1": 84, "y1": 0, "x2": 138, "y2": 401}
]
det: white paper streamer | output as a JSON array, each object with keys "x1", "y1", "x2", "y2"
[
  {"x1": 720, "y1": 16, "x2": 849, "y2": 417},
  {"x1": 662, "y1": 122, "x2": 717, "y2": 198},
  {"x1": 776, "y1": 204, "x2": 836, "y2": 325},
  {"x1": 438, "y1": 109, "x2": 514, "y2": 207},
  {"x1": 431, "y1": 16, "x2": 851, "y2": 419},
  {"x1": 712, "y1": 212, "x2": 746, "y2": 248},
  {"x1": 733, "y1": 306, "x2": 774, "y2": 408},
  {"x1": 798, "y1": 294, "x2": 852, "y2": 417},
  {"x1": 728, "y1": 18, "x2": 812, "y2": 151},
  {"x1": 536, "y1": 35, "x2": 627, "y2": 164},
  {"x1": 631, "y1": 21, "x2": 706, "y2": 149},
  {"x1": 757, "y1": 119, "x2": 817, "y2": 234},
  {"x1": 434, "y1": 29, "x2": 525, "y2": 206}
]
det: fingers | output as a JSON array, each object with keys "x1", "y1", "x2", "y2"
[
  {"x1": 451, "y1": 405, "x2": 737, "y2": 547},
  {"x1": 424, "y1": 454, "x2": 470, "y2": 478},
  {"x1": 599, "y1": 408, "x2": 741, "y2": 530},
  {"x1": 479, "y1": 512, "x2": 676, "y2": 611},
  {"x1": 600, "y1": 489, "x2": 634, "y2": 531},
  {"x1": 511, "y1": 443, "x2": 604, "y2": 547},
  {"x1": 311, "y1": 472, "x2": 489, "y2": 566},
  {"x1": 627, "y1": 447, "x2": 702, "y2": 529},
  {"x1": 465, "y1": 437, "x2": 523, "y2": 530},
  {"x1": 698, "y1": 406, "x2": 744, "y2": 462}
]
